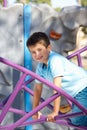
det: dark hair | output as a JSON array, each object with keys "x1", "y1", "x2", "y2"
[{"x1": 26, "y1": 32, "x2": 50, "y2": 48}]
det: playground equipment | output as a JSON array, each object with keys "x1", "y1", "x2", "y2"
[{"x1": 0, "y1": 46, "x2": 87, "y2": 130}]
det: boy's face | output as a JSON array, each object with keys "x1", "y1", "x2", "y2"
[{"x1": 28, "y1": 40, "x2": 51, "y2": 65}]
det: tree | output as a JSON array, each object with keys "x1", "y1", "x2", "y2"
[
  {"x1": 30, "y1": 0, "x2": 51, "y2": 5},
  {"x1": 81, "y1": 0, "x2": 87, "y2": 6}
]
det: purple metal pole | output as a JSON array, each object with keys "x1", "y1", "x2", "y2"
[{"x1": 3, "y1": 0, "x2": 7, "y2": 7}]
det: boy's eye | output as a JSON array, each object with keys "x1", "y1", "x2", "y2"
[
  {"x1": 31, "y1": 51, "x2": 36, "y2": 54},
  {"x1": 30, "y1": 48, "x2": 43, "y2": 55},
  {"x1": 38, "y1": 48, "x2": 42, "y2": 52}
]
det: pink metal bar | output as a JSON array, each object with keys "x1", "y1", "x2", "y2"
[
  {"x1": 0, "y1": 73, "x2": 27, "y2": 123},
  {"x1": 0, "y1": 56, "x2": 87, "y2": 129},
  {"x1": 0, "y1": 46, "x2": 87, "y2": 129},
  {"x1": 3, "y1": 0, "x2": 7, "y2": 7},
  {"x1": 0, "y1": 57, "x2": 87, "y2": 114},
  {"x1": 67, "y1": 46, "x2": 87, "y2": 67}
]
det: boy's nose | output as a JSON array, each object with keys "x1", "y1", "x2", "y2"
[{"x1": 36, "y1": 51, "x2": 40, "y2": 57}]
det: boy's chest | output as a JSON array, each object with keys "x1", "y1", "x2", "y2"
[{"x1": 41, "y1": 65, "x2": 53, "y2": 81}]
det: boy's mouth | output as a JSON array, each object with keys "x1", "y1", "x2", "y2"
[{"x1": 36, "y1": 56, "x2": 43, "y2": 61}]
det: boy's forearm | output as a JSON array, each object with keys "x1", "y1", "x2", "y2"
[
  {"x1": 53, "y1": 76, "x2": 62, "y2": 114},
  {"x1": 33, "y1": 85, "x2": 42, "y2": 109},
  {"x1": 53, "y1": 96, "x2": 60, "y2": 114},
  {"x1": 33, "y1": 92, "x2": 40, "y2": 109}
]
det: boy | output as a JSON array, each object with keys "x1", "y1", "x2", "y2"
[{"x1": 26, "y1": 32, "x2": 87, "y2": 126}]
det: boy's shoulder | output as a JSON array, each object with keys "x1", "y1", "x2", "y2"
[{"x1": 49, "y1": 51, "x2": 64, "y2": 60}]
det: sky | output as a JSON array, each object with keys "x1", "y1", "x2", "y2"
[
  {"x1": 6, "y1": 0, "x2": 16, "y2": 6},
  {"x1": 51, "y1": 0, "x2": 79, "y2": 8}
]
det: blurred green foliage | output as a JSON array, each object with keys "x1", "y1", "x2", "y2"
[
  {"x1": 0, "y1": 0, "x2": 3, "y2": 4},
  {"x1": 30, "y1": 0, "x2": 51, "y2": 5},
  {"x1": 81, "y1": 0, "x2": 87, "y2": 6}
]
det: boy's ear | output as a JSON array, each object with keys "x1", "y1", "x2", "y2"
[{"x1": 47, "y1": 44, "x2": 52, "y2": 51}]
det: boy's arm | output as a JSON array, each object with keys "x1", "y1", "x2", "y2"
[
  {"x1": 47, "y1": 76, "x2": 62, "y2": 122},
  {"x1": 32, "y1": 83, "x2": 43, "y2": 119}
]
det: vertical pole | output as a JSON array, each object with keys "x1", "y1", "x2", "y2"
[
  {"x1": 23, "y1": 4, "x2": 32, "y2": 130},
  {"x1": 3, "y1": 0, "x2": 7, "y2": 7}
]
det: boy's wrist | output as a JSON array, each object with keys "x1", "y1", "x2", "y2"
[{"x1": 52, "y1": 111, "x2": 58, "y2": 115}]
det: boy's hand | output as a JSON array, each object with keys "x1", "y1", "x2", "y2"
[
  {"x1": 47, "y1": 112, "x2": 58, "y2": 122},
  {"x1": 32, "y1": 112, "x2": 42, "y2": 120}
]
